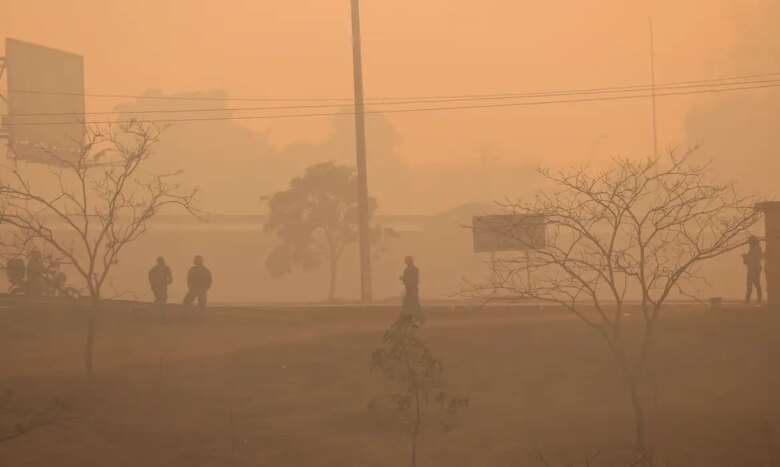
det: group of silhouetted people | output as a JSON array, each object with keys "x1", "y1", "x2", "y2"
[
  {"x1": 148, "y1": 255, "x2": 212, "y2": 311},
  {"x1": 5, "y1": 250, "x2": 68, "y2": 298},
  {"x1": 146, "y1": 254, "x2": 422, "y2": 316},
  {"x1": 8, "y1": 240, "x2": 766, "y2": 311}
]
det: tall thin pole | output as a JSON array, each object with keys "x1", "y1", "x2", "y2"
[
  {"x1": 649, "y1": 18, "x2": 659, "y2": 157},
  {"x1": 350, "y1": 0, "x2": 373, "y2": 302}
]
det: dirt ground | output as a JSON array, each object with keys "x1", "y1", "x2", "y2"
[{"x1": 0, "y1": 301, "x2": 777, "y2": 467}]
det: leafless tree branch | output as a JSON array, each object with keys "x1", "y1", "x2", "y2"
[{"x1": 468, "y1": 149, "x2": 763, "y2": 457}]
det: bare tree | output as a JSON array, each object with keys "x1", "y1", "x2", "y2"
[
  {"x1": 468, "y1": 150, "x2": 760, "y2": 458},
  {"x1": 0, "y1": 121, "x2": 198, "y2": 376}
]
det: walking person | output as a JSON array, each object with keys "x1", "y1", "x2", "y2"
[
  {"x1": 400, "y1": 256, "x2": 422, "y2": 319},
  {"x1": 743, "y1": 235, "x2": 764, "y2": 305},
  {"x1": 183, "y1": 255, "x2": 212, "y2": 310},
  {"x1": 148, "y1": 257, "x2": 173, "y2": 313}
]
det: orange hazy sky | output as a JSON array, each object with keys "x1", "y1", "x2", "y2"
[{"x1": 2, "y1": 1, "x2": 776, "y2": 212}]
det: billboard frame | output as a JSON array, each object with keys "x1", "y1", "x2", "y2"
[
  {"x1": 4, "y1": 38, "x2": 85, "y2": 165},
  {"x1": 473, "y1": 214, "x2": 546, "y2": 290},
  {"x1": 472, "y1": 214, "x2": 546, "y2": 254}
]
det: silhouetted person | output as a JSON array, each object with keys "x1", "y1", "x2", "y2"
[
  {"x1": 743, "y1": 235, "x2": 763, "y2": 304},
  {"x1": 26, "y1": 250, "x2": 45, "y2": 297},
  {"x1": 148, "y1": 257, "x2": 173, "y2": 308},
  {"x1": 400, "y1": 256, "x2": 421, "y2": 316},
  {"x1": 183, "y1": 255, "x2": 212, "y2": 310}
]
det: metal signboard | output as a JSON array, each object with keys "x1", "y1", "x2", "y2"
[
  {"x1": 5, "y1": 38, "x2": 85, "y2": 164},
  {"x1": 473, "y1": 214, "x2": 546, "y2": 253}
]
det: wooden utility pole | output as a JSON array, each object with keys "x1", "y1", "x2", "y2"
[{"x1": 350, "y1": 0, "x2": 373, "y2": 302}]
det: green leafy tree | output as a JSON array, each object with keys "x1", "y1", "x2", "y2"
[
  {"x1": 264, "y1": 162, "x2": 378, "y2": 301},
  {"x1": 371, "y1": 315, "x2": 469, "y2": 467}
]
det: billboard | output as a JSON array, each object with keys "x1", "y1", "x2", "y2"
[
  {"x1": 473, "y1": 214, "x2": 546, "y2": 253},
  {"x1": 5, "y1": 38, "x2": 85, "y2": 164}
]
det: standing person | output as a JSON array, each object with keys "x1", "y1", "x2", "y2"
[
  {"x1": 183, "y1": 255, "x2": 212, "y2": 310},
  {"x1": 148, "y1": 257, "x2": 173, "y2": 309},
  {"x1": 400, "y1": 256, "x2": 422, "y2": 318},
  {"x1": 743, "y1": 235, "x2": 764, "y2": 305}
]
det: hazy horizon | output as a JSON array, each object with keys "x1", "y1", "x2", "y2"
[
  {"x1": 1, "y1": 4, "x2": 779, "y2": 466},
  {"x1": 4, "y1": 0, "x2": 779, "y2": 214}
]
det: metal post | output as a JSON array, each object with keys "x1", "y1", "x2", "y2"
[
  {"x1": 649, "y1": 18, "x2": 659, "y2": 157},
  {"x1": 0, "y1": 58, "x2": 8, "y2": 144},
  {"x1": 758, "y1": 202, "x2": 780, "y2": 307},
  {"x1": 0, "y1": 58, "x2": 7, "y2": 105},
  {"x1": 350, "y1": 0, "x2": 373, "y2": 302}
]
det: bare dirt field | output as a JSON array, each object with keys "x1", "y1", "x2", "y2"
[{"x1": 0, "y1": 301, "x2": 777, "y2": 467}]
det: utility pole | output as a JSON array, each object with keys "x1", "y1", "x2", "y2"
[
  {"x1": 649, "y1": 18, "x2": 659, "y2": 157},
  {"x1": 350, "y1": 0, "x2": 373, "y2": 302}
]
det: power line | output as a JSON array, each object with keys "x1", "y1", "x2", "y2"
[
  {"x1": 5, "y1": 81, "x2": 779, "y2": 127},
  {"x1": 9, "y1": 76, "x2": 780, "y2": 118},
  {"x1": 7, "y1": 70, "x2": 780, "y2": 105},
  {"x1": 5, "y1": 89, "x2": 353, "y2": 103},
  {"x1": 362, "y1": 71, "x2": 780, "y2": 102},
  {"x1": 649, "y1": 18, "x2": 659, "y2": 158}
]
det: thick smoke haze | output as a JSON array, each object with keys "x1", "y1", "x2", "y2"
[
  {"x1": 4, "y1": 0, "x2": 775, "y2": 214},
  {"x1": 2, "y1": 3, "x2": 780, "y2": 467},
  {"x1": 687, "y1": 0, "x2": 780, "y2": 200}
]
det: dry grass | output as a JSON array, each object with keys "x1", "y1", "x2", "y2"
[{"x1": 0, "y1": 302, "x2": 776, "y2": 466}]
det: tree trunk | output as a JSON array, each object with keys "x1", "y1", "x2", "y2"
[
  {"x1": 635, "y1": 315, "x2": 659, "y2": 459},
  {"x1": 610, "y1": 338, "x2": 651, "y2": 462},
  {"x1": 327, "y1": 254, "x2": 339, "y2": 302},
  {"x1": 411, "y1": 386, "x2": 421, "y2": 467},
  {"x1": 85, "y1": 297, "x2": 99, "y2": 377},
  {"x1": 411, "y1": 431, "x2": 417, "y2": 467},
  {"x1": 626, "y1": 373, "x2": 650, "y2": 461}
]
